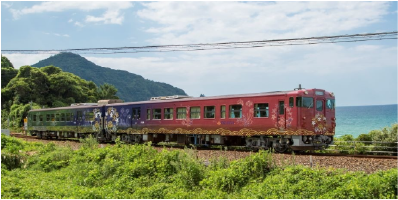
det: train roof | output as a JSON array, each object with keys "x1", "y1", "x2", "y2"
[
  {"x1": 109, "y1": 88, "x2": 331, "y2": 106},
  {"x1": 29, "y1": 88, "x2": 331, "y2": 112},
  {"x1": 29, "y1": 104, "x2": 100, "y2": 112}
]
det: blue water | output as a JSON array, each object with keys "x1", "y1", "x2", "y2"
[{"x1": 335, "y1": 104, "x2": 397, "y2": 138}]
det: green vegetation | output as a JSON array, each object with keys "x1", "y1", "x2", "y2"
[
  {"x1": 1, "y1": 55, "x2": 18, "y2": 88},
  {"x1": 2, "y1": 134, "x2": 397, "y2": 199},
  {"x1": 329, "y1": 123, "x2": 398, "y2": 154},
  {"x1": 1, "y1": 56, "x2": 119, "y2": 130},
  {"x1": 32, "y1": 52, "x2": 187, "y2": 102}
]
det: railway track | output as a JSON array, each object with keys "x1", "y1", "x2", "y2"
[{"x1": 10, "y1": 133, "x2": 397, "y2": 159}]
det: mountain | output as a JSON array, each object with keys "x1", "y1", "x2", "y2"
[{"x1": 32, "y1": 52, "x2": 187, "y2": 102}]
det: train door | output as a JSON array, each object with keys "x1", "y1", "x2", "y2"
[
  {"x1": 76, "y1": 110, "x2": 83, "y2": 135},
  {"x1": 297, "y1": 97, "x2": 315, "y2": 131},
  {"x1": 131, "y1": 107, "x2": 141, "y2": 130},
  {"x1": 316, "y1": 97, "x2": 327, "y2": 134},
  {"x1": 278, "y1": 100, "x2": 286, "y2": 130},
  {"x1": 316, "y1": 98, "x2": 325, "y2": 117},
  {"x1": 288, "y1": 96, "x2": 296, "y2": 129},
  {"x1": 325, "y1": 98, "x2": 336, "y2": 134}
]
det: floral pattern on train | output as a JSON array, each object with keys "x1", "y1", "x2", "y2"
[
  {"x1": 105, "y1": 107, "x2": 119, "y2": 132},
  {"x1": 236, "y1": 99, "x2": 254, "y2": 127},
  {"x1": 312, "y1": 113, "x2": 327, "y2": 134},
  {"x1": 271, "y1": 104, "x2": 293, "y2": 131}
]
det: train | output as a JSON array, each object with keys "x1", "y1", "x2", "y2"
[{"x1": 27, "y1": 85, "x2": 336, "y2": 152}]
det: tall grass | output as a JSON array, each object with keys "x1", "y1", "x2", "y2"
[{"x1": 1, "y1": 134, "x2": 397, "y2": 199}]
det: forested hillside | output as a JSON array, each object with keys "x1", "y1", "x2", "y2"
[
  {"x1": 32, "y1": 53, "x2": 187, "y2": 102},
  {"x1": 1, "y1": 58, "x2": 118, "y2": 128},
  {"x1": 1, "y1": 55, "x2": 18, "y2": 88}
]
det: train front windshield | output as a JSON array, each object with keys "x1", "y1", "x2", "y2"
[{"x1": 296, "y1": 97, "x2": 314, "y2": 108}]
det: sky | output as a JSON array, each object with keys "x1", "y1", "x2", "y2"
[{"x1": 1, "y1": 1, "x2": 397, "y2": 106}]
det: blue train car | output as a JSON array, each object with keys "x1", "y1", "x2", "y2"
[{"x1": 27, "y1": 104, "x2": 103, "y2": 139}]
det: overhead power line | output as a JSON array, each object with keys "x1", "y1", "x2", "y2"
[{"x1": 2, "y1": 31, "x2": 397, "y2": 54}]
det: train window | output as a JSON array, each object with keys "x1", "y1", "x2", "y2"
[
  {"x1": 177, "y1": 107, "x2": 186, "y2": 119},
  {"x1": 230, "y1": 105, "x2": 242, "y2": 118},
  {"x1": 296, "y1": 97, "x2": 302, "y2": 107},
  {"x1": 51, "y1": 114, "x2": 55, "y2": 121},
  {"x1": 316, "y1": 100, "x2": 323, "y2": 111},
  {"x1": 61, "y1": 113, "x2": 65, "y2": 121},
  {"x1": 86, "y1": 112, "x2": 94, "y2": 121},
  {"x1": 33, "y1": 115, "x2": 37, "y2": 122},
  {"x1": 39, "y1": 115, "x2": 43, "y2": 122},
  {"x1": 289, "y1": 97, "x2": 294, "y2": 107},
  {"x1": 279, "y1": 101, "x2": 284, "y2": 115},
  {"x1": 131, "y1": 107, "x2": 141, "y2": 120},
  {"x1": 46, "y1": 114, "x2": 50, "y2": 121},
  {"x1": 254, "y1": 103, "x2": 269, "y2": 118},
  {"x1": 66, "y1": 113, "x2": 71, "y2": 121},
  {"x1": 77, "y1": 111, "x2": 83, "y2": 120},
  {"x1": 303, "y1": 97, "x2": 314, "y2": 108},
  {"x1": 297, "y1": 97, "x2": 314, "y2": 108},
  {"x1": 221, "y1": 105, "x2": 226, "y2": 119},
  {"x1": 56, "y1": 114, "x2": 60, "y2": 121},
  {"x1": 204, "y1": 106, "x2": 215, "y2": 118},
  {"x1": 190, "y1": 107, "x2": 201, "y2": 119},
  {"x1": 147, "y1": 109, "x2": 151, "y2": 120},
  {"x1": 153, "y1": 109, "x2": 161, "y2": 120},
  {"x1": 132, "y1": 108, "x2": 141, "y2": 120},
  {"x1": 326, "y1": 99, "x2": 335, "y2": 110},
  {"x1": 164, "y1": 108, "x2": 173, "y2": 120}
]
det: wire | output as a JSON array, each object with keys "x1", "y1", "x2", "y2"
[{"x1": 2, "y1": 31, "x2": 397, "y2": 54}]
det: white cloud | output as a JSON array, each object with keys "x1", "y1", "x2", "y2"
[
  {"x1": 131, "y1": 1, "x2": 396, "y2": 105},
  {"x1": 85, "y1": 10, "x2": 124, "y2": 25},
  {"x1": 42, "y1": 32, "x2": 70, "y2": 37},
  {"x1": 9, "y1": 1, "x2": 133, "y2": 25},
  {"x1": 3, "y1": 39, "x2": 395, "y2": 106},
  {"x1": 353, "y1": 45, "x2": 382, "y2": 52},
  {"x1": 83, "y1": 43, "x2": 396, "y2": 99},
  {"x1": 55, "y1": 33, "x2": 70, "y2": 37},
  {"x1": 2, "y1": 54, "x2": 54, "y2": 69},
  {"x1": 74, "y1": 21, "x2": 84, "y2": 27},
  {"x1": 137, "y1": 1, "x2": 389, "y2": 44},
  {"x1": 2, "y1": 2, "x2": 12, "y2": 8}
]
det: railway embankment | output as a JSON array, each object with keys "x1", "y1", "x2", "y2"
[
  {"x1": 2, "y1": 133, "x2": 397, "y2": 199},
  {"x1": 9, "y1": 133, "x2": 398, "y2": 174}
]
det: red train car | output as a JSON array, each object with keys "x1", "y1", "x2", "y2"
[
  {"x1": 28, "y1": 85, "x2": 335, "y2": 152},
  {"x1": 99, "y1": 85, "x2": 335, "y2": 152}
]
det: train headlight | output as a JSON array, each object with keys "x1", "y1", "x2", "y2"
[{"x1": 309, "y1": 137, "x2": 312, "y2": 141}]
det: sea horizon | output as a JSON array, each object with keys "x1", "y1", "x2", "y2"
[
  {"x1": 337, "y1": 103, "x2": 398, "y2": 107},
  {"x1": 335, "y1": 104, "x2": 397, "y2": 138}
]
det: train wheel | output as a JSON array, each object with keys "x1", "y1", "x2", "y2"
[{"x1": 273, "y1": 143, "x2": 288, "y2": 153}]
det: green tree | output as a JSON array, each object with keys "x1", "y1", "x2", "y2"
[
  {"x1": 8, "y1": 103, "x2": 41, "y2": 128},
  {"x1": 1, "y1": 55, "x2": 18, "y2": 88},
  {"x1": 97, "y1": 83, "x2": 119, "y2": 99},
  {"x1": 3, "y1": 65, "x2": 102, "y2": 108}
]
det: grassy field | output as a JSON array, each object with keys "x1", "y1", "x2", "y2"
[{"x1": 1, "y1": 134, "x2": 397, "y2": 199}]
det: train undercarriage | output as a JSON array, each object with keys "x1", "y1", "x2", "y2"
[{"x1": 30, "y1": 130, "x2": 333, "y2": 152}]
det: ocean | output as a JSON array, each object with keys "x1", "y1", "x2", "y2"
[{"x1": 335, "y1": 104, "x2": 397, "y2": 138}]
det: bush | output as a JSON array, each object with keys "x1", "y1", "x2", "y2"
[
  {"x1": 1, "y1": 135, "x2": 397, "y2": 199},
  {"x1": 331, "y1": 123, "x2": 398, "y2": 154}
]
